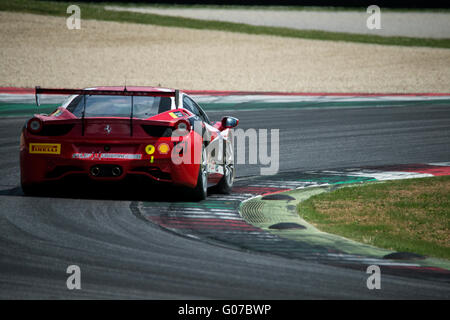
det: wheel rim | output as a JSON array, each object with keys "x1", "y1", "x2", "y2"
[
  {"x1": 225, "y1": 164, "x2": 234, "y2": 186},
  {"x1": 201, "y1": 149, "x2": 207, "y2": 194}
]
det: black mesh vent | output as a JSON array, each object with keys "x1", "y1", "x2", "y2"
[
  {"x1": 37, "y1": 124, "x2": 75, "y2": 136},
  {"x1": 141, "y1": 125, "x2": 173, "y2": 137}
]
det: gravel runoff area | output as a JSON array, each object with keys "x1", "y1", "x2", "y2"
[
  {"x1": 1, "y1": 12, "x2": 450, "y2": 93},
  {"x1": 105, "y1": 6, "x2": 450, "y2": 39}
]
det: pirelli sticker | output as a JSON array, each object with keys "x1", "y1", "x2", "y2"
[{"x1": 29, "y1": 143, "x2": 61, "y2": 155}]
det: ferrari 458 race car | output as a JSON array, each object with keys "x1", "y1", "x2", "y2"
[{"x1": 20, "y1": 86, "x2": 239, "y2": 200}]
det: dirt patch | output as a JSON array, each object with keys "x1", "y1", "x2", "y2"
[{"x1": 1, "y1": 12, "x2": 450, "y2": 92}]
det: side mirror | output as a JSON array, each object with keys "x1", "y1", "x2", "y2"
[{"x1": 221, "y1": 116, "x2": 239, "y2": 129}]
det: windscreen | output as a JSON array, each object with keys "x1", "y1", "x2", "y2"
[{"x1": 65, "y1": 95, "x2": 172, "y2": 119}]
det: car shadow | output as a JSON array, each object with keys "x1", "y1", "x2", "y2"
[{"x1": 0, "y1": 176, "x2": 208, "y2": 203}]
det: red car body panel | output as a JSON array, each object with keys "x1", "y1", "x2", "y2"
[{"x1": 20, "y1": 87, "x2": 233, "y2": 191}]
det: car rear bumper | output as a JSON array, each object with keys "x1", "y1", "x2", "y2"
[{"x1": 20, "y1": 133, "x2": 200, "y2": 188}]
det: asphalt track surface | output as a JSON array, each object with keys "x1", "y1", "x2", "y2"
[
  {"x1": 105, "y1": 6, "x2": 450, "y2": 39},
  {"x1": 0, "y1": 104, "x2": 450, "y2": 299}
]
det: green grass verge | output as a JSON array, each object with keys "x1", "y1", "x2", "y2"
[
  {"x1": 1, "y1": 0, "x2": 449, "y2": 49},
  {"x1": 298, "y1": 176, "x2": 450, "y2": 260}
]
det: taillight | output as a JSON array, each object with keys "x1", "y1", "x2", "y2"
[
  {"x1": 27, "y1": 118, "x2": 43, "y2": 134},
  {"x1": 174, "y1": 119, "x2": 191, "y2": 133}
]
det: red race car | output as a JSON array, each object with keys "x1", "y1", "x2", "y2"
[{"x1": 20, "y1": 86, "x2": 239, "y2": 200}]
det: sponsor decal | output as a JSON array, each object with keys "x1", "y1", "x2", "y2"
[
  {"x1": 72, "y1": 153, "x2": 142, "y2": 160},
  {"x1": 213, "y1": 164, "x2": 224, "y2": 174},
  {"x1": 158, "y1": 143, "x2": 170, "y2": 154},
  {"x1": 145, "y1": 144, "x2": 156, "y2": 163},
  {"x1": 169, "y1": 111, "x2": 184, "y2": 119},
  {"x1": 51, "y1": 109, "x2": 63, "y2": 117},
  {"x1": 29, "y1": 143, "x2": 61, "y2": 154},
  {"x1": 145, "y1": 144, "x2": 155, "y2": 155}
]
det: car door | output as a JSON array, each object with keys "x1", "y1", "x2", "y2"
[{"x1": 182, "y1": 95, "x2": 224, "y2": 180}]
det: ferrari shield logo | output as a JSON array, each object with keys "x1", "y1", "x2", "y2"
[{"x1": 104, "y1": 125, "x2": 111, "y2": 135}]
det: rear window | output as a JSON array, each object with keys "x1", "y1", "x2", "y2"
[{"x1": 65, "y1": 95, "x2": 172, "y2": 119}]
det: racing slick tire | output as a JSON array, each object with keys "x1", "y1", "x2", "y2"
[
  {"x1": 191, "y1": 146, "x2": 208, "y2": 201},
  {"x1": 216, "y1": 163, "x2": 234, "y2": 194}
]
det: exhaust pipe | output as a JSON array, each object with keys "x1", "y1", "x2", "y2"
[
  {"x1": 112, "y1": 166, "x2": 122, "y2": 177},
  {"x1": 90, "y1": 166, "x2": 100, "y2": 177}
]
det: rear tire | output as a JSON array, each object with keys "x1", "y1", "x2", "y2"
[
  {"x1": 216, "y1": 163, "x2": 234, "y2": 194},
  {"x1": 190, "y1": 147, "x2": 208, "y2": 201}
]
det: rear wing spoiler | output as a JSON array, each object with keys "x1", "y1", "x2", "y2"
[
  {"x1": 35, "y1": 86, "x2": 181, "y2": 105},
  {"x1": 34, "y1": 86, "x2": 183, "y2": 136}
]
